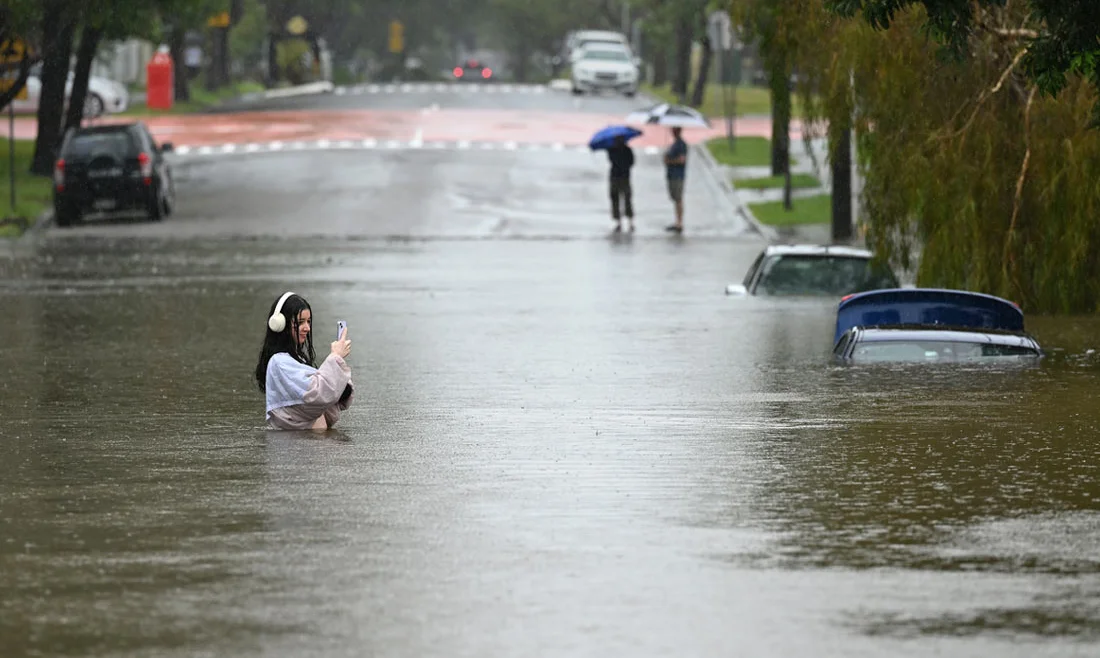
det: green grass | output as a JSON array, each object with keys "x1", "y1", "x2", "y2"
[
  {"x1": 748, "y1": 194, "x2": 832, "y2": 227},
  {"x1": 734, "y1": 173, "x2": 821, "y2": 190},
  {"x1": 0, "y1": 138, "x2": 52, "y2": 238},
  {"x1": 641, "y1": 82, "x2": 809, "y2": 119},
  {"x1": 121, "y1": 80, "x2": 266, "y2": 117},
  {"x1": 705, "y1": 136, "x2": 774, "y2": 167}
]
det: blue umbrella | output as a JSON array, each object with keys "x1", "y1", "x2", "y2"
[{"x1": 589, "y1": 125, "x2": 643, "y2": 151}]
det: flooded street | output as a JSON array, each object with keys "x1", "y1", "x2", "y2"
[
  {"x1": 2, "y1": 85, "x2": 1099, "y2": 657},
  {"x1": 2, "y1": 233, "x2": 1099, "y2": 657}
]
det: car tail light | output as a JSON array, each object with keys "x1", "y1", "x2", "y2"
[
  {"x1": 54, "y1": 159, "x2": 65, "y2": 191},
  {"x1": 137, "y1": 152, "x2": 153, "y2": 185},
  {"x1": 482, "y1": 68, "x2": 492, "y2": 79},
  {"x1": 840, "y1": 294, "x2": 854, "y2": 302},
  {"x1": 453, "y1": 67, "x2": 463, "y2": 78}
]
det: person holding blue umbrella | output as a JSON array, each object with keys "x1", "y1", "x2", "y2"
[{"x1": 589, "y1": 125, "x2": 642, "y2": 232}]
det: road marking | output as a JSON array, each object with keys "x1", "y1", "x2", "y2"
[{"x1": 169, "y1": 139, "x2": 672, "y2": 158}]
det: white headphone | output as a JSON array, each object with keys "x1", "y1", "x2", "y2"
[{"x1": 267, "y1": 291, "x2": 297, "y2": 333}]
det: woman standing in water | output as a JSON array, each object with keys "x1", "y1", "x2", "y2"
[{"x1": 255, "y1": 291, "x2": 354, "y2": 430}]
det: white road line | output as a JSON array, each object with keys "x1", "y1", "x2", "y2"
[
  {"x1": 367, "y1": 85, "x2": 380, "y2": 93},
  {"x1": 457, "y1": 140, "x2": 471, "y2": 149},
  {"x1": 172, "y1": 138, "x2": 640, "y2": 157},
  {"x1": 269, "y1": 141, "x2": 283, "y2": 151},
  {"x1": 361, "y1": 138, "x2": 378, "y2": 148},
  {"x1": 503, "y1": 141, "x2": 517, "y2": 151},
  {"x1": 334, "y1": 87, "x2": 348, "y2": 96},
  {"x1": 220, "y1": 144, "x2": 236, "y2": 153},
  {"x1": 316, "y1": 139, "x2": 332, "y2": 149},
  {"x1": 411, "y1": 128, "x2": 424, "y2": 147},
  {"x1": 385, "y1": 140, "x2": 402, "y2": 149},
  {"x1": 336, "y1": 140, "x2": 355, "y2": 149},
  {"x1": 175, "y1": 145, "x2": 191, "y2": 155}
]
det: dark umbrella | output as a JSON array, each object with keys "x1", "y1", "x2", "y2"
[{"x1": 588, "y1": 125, "x2": 643, "y2": 151}]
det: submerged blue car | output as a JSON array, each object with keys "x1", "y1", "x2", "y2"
[{"x1": 832, "y1": 288, "x2": 1043, "y2": 363}]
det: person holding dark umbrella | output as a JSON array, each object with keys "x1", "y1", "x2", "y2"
[
  {"x1": 607, "y1": 134, "x2": 635, "y2": 232},
  {"x1": 589, "y1": 125, "x2": 642, "y2": 233}
]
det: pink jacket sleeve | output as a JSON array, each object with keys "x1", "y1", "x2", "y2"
[{"x1": 303, "y1": 354, "x2": 354, "y2": 427}]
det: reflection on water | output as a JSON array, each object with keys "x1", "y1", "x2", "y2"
[{"x1": 1, "y1": 237, "x2": 1099, "y2": 656}]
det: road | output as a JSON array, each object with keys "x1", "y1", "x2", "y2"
[{"x1": 1, "y1": 82, "x2": 1098, "y2": 658}]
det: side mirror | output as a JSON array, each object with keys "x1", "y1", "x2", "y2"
[
  {"x1": 160, "y1": 142, "x2": 174, "y2": 153},
  {"x1": 725, "y1": 284, "x2": 748, "y2": 296}
]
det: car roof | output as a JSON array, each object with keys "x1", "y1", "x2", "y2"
[
  {"x1": 856, "y1": 327, "x2": 1038, "y2": 347},
  {"x1": 834, "y1": 288, "x2": 1026, "y2": 344},
  {"x1": 762, "y1": 244, "x2": 873, "y2": 259}
]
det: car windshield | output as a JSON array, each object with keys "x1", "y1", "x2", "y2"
[
  {"x1": 581, "y1": 50, "x2": 629, "y2": 62},
  {"x1": 757, "y1": 255, "x2": 898, "y2": 296},
  {"x1": 66, "y1": 132, "x2": 135, "y2": 160},
  {"x1": 851, "y1": 340, "x2": 1039, "y2": 363}
]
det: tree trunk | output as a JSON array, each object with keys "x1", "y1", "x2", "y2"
[
  {"x1": 831, "y1": 126, "x2": 853, "y2": 242},
  {"x1": 690, "y1": 35, "x2": 712, "y2": 108},
  {"x1": 65, "y1": 26, "x2": 103, "y2": 135},
  {"x1": 672, "y1": 17, "x2": 692, "y2": 103},
  {"x1": 768, "y1": 57, "x2": 790, "y2": 179},
  {"x1": 652, "y1": 43, "x2": 668, "y2": 86},
  {"x1": 168, "y1": 28, "x2": 190, "y2": 102},
  {"x1": 31, "y1": 6, "x2": 75, "y2": 177},
  {"x1": 513, "y1": 43, "x2": 530, "y2": 83}
]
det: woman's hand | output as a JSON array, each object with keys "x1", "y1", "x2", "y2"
[{"x1": 331, "y1": 328, "x2": 351, "y2": 359}]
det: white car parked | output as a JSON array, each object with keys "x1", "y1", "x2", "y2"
[
  {"x1": 571, "y1": 46, "x2": 638, "y2": 97},
  {"x1": 567, "y1": 30, "x2": 632, "y2": 65},
  {"x1": 11, "y1": 64, "x2": 130, "y2": 117}
]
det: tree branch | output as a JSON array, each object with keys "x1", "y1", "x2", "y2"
[{"x1": 940, "y1": 46, "x2": 1028, "y2": 141}]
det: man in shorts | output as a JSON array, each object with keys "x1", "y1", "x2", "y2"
[{"x1": 663, "y1": 127, "x2": 687, "y2": 233}]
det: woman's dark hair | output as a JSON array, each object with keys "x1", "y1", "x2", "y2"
[{"x1": 255, "y1": 293, "x2": 315, "y2": 393}]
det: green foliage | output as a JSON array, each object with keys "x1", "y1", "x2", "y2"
[
  {"x1": 734, "y1": 173, "x2": 821, "y2": 189},
  {"x1": 827, "y1": 0, "x2": 1100, "y2": 122},
  {"x1": 836, "y1": 5, "x2": 1100, "y2": 313},
  {"x1": 229, "y1": 0, "x2": 267, "y2": 71},
  {"x1": 705, "y1": 136, "x2": 775, "y2": 166},
  {"x1": 749, "y1": 194, "x2": 832, "y2": 226},
  {"x1": 0, "y1": 138, "x2": 53, "y2": 232}
]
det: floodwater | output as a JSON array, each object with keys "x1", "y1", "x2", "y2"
[{"x1": 1, "y1": 235, "x2": 1099, "y2": 657}]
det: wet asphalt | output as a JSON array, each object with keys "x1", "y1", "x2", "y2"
[{"x1": 1, "y1": 86, "x2": 1099, "y2": 657}]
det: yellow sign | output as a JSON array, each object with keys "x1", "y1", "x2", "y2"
[
  {"x1": 389, "y1": 21, "x2": 405, "y2": 54},
  {"x1": 1, "y1": 39, "x2": 30, "y2": 100},
  {"x1": 0, "y1": 77, "x2": 28, "y2": 101},
  {"x1": 286, "y1": 16, "x2": 308, "y2": 36},
  {"x1": 207, "y1": 12, "x2": 231, "y2": 28}
]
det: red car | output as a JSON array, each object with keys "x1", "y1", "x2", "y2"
[{"x1": 453, "y1": 59, "x2": 492, "y2": 81}]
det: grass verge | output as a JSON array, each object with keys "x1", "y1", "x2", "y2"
[
  {"x1": 120, "y1": 80, "x2": 266, "y2": 117},
  {"x1": 705, "y1": 136, "x2": 774, "y2": 167},
  {"x1": 734, "y1": 173, "x2": 821, "y2": 190},
  {"x1": 0, "y1": 138, "x2": 52, "y2": 238},
  {"x1": 748, "y1": 194, "x2": 832, "y2": 227},
  {"x1": 641, "y1": 82, "x2": 808, "y2": 119}
]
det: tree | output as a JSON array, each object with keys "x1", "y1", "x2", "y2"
[
  {"x1": 809, "y1": 1, "x2": 1100, "y2": 313},
  {"x1": 30, "y1": 0, "x2": 77, "y2": 176},
  {"x1": 827, "y1": 0, "x2": 1100, "y2": 123}
]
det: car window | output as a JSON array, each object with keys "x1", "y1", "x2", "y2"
[
  {"x1": 757, "y1": 255, "x2": 898, "y2": 296},
  {"x1": 64, "y1": 131, "x2": 137, "y2": 160},
  {"x1": 742, "y1": 253, "x2": 765, "y2": 288},
  {"x1": 580, "y1": 49, "x2": 630, "y2": 62},
  {"x1": 850, "y1": 340, "x2": 1040, "y2": 362}
]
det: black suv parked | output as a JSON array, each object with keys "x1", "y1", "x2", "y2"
[{"x1": 53, "y1": 122, "x2": 176, "y2": 227}]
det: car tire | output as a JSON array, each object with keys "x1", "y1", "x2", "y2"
[
  {"x1": 624, "y1": 90, "x2": 636, "y2": 98},
  {"x1": 147, "y1": 190, "x2": 164, "y2": 222},
  {"x1": 571, "y1": 85, "x2": 582, "y2": 96},
  {"x1": 83, "y1": 93, "x2": 104, "y2": 118},
  {"x1": 54, "y1": 207, "x2": 80, "y2": 228}
]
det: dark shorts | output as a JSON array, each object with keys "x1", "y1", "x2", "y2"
[{"x1": 667, "y1": 178, "x2": 684, "y2": 202}]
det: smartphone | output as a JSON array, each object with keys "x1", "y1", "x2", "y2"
[{"x1": 336, "y1": 320, "x2": 347, "y2": 340}]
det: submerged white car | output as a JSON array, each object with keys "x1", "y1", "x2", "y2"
[
  {"x1": 571, "y1": 47, "x2": 638, "y2": 97},
  {"x1": 11, "y1": 64, "x2": 130, "y2": 118}
]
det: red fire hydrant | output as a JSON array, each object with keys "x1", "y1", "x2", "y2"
[{"x1": 146, "y1": 46, "x2": 174, "y2": 110}]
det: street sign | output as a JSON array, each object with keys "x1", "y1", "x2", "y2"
[
  {"x1": 707, "y1": 11, "x2": 733, "y2": 51},
  {"x1": 207, "y1": 12, "x2": 231, "y2": 28},
  {"x1": 388, "y1": 21, "x2": 405, "y2": 54},
  {"x1": 1, "y1": 39, "x2": 29, "y2": 100}
]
